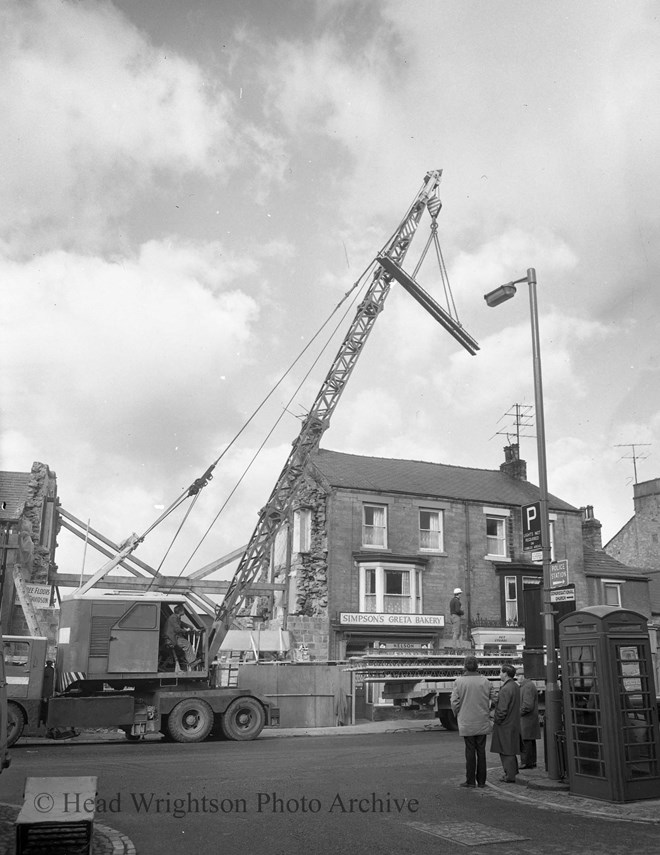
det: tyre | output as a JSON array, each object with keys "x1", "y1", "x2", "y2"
[
  {"x1": 7, "y1": 702, "x2": 25, "y2": 747},
  {"x1": 220, "y1": 697, "x2": 266, "y2": 741},
  {"x1": 439, "y1": 709, "x2": 458, "y2": 731},
  {"x1": 166, "y1": 698, "x2": 214, "y2": 743}
]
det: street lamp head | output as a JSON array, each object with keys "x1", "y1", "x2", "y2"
[{"x1": 483, "y1": 283, "x2": 517, "y2": 307}]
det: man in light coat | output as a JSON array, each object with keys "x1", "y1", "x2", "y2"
[
  {"x1": 451, "y1": 655, "x2": 496, "y2": 788},
  {"x1": 490, "y1": 663, "x2": 521, "y2": 783},
  {"x1": 517, "y1": 667, "x2": 541, "y2": 769}
]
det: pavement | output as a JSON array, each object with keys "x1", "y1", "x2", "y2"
[{"x1": 3, "y1": 719, "x2": 660, "y2": 853}]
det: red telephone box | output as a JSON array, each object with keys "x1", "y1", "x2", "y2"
[{"x1": 559, "y1": 606, "x2": 660, "y2": 802}]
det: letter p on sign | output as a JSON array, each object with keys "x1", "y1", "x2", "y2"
[{"x1": 522, "y1": 501, "x2": 542, "y2": 551}]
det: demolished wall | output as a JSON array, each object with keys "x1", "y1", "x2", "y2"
[
  {"x1": 6, "y1": 462, "x2": 59, "y2": 649},
  {"x1": 290, "y1": 479, "x2": 328, "y2": 618}
]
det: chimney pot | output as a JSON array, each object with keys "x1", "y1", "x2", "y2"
[{"x1": 500, "y1": 444, "x2": 527, "y2": 481}]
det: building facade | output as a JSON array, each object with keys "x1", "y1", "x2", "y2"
[
  {"x1": 268, "y1": 446, "x2": 652, "y2": 671},
  {"x1": 605, "y1": 478, "x2": 660, "y2": 615},
  {"x1": 605, "y1": 477, "x2": 660, "y2": 684}
]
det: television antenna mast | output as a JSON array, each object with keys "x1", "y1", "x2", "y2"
[
  {"x1": 492, "y1": 403, "x2": 535, "y2": 447},
  {"x1": 615, "y1": 442, "x2": 651, "y2": 484}
]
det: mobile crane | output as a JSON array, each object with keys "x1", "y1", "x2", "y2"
[{"x1": 5, "y1": 169, "x2": 478, "y2": 746}]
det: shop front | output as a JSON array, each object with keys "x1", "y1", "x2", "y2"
[{"x1": 333, "y1": 612, "x2": 444, "y2": 720}]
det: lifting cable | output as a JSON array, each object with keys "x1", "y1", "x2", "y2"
[
  {"x1": 412, "y1": 220, "x2": 460, "y2": 322},
  {"x1": 146, "y1": 261, "x2": 376, "y2": 588}
]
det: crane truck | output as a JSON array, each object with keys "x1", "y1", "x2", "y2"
[{"x1": 4, "y1": 591, "x2": 278, "y2": 746}]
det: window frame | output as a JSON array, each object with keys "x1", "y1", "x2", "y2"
[
  {"x1": 483, "y1": 507, "x2": 510, "y2": 560},
  {"x1": 418, "y1": 508, "x2": 444, "y2": 552},
  {"x1": 293, "y1": 508, "x2": 312, "y2": 553},
  {"x1": 358, "y1": 562, "x2": 423, "y2": 614},
  {"x1": 603, "y1": 580, "x2": 623, "y2": 608},
  {"x1": 362, "y1": 503, "x2": 388, "y2": 549},
  {"x1": 504, "y1": 575, "x2": 518, "y2": 623}
]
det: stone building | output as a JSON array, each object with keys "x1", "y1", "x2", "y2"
[
  {"x1": 604, "y1": 478, "x2": 660, "y2": 683},
  {"x1": 0, "y1": 462, "x2": 59, "y2": 650},
  {"x1": 266, "y1": 446, "x2": 653, "y2": 679},
  {"x1": 605, "y1": 478, "x2": 660, "y2": 615}
]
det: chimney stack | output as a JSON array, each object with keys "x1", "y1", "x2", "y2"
[
  {"x1": 581, "y1": 505, "x2": 603, "y2": 550},
  {"x1": 500, "y1": 443, "x2": 527, "y2": 481},
  {"x1": 633, "y1": 478, "x2": 660, "y2": 516}
]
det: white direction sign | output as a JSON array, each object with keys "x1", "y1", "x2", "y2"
[
  {"x1": 550, "y1": 588, "x2": 576, "y2": 603},
  {"x1": 550, "y1": 560, "x2": 569, "y2": 588}
]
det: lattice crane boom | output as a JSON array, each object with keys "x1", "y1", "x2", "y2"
[{"x1": 208, "y1": 169, "x2": 449, "y2": 658}]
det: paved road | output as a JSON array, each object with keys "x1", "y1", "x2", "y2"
[{"x1": 2, "y1": 729, "x2": 660, "y2": 855}]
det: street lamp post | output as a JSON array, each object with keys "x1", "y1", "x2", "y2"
[{"x1": 484, "y1": 268, "x2": 562, "y2": 781}]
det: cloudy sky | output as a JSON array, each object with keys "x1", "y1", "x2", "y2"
[{"x1": 2, "y1": 0, "x2": 658, "y2": 585}]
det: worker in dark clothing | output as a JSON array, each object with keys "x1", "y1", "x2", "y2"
[
  {"x1": 449, "y1": 588, "x2": 464, "y2": 642},
  {"x1": 517, "y1": 666, "x2": 541, "y2": 768},
  {"x1": 490, "y1": 663, "x2": 521, "y2": 783},
  {"x1": 162, "y1": 605, "x2": 201, "y2": 670}
]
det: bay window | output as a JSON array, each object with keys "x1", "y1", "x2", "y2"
[{"x1": 359, "y1": 563, "x2": 423, "y2": 614}]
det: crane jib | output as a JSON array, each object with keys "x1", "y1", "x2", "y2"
[{"x1": 377, "y1": 254, "x2": 479, "y2": 356}]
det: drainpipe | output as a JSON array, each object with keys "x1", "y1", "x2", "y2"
[{"x1": 464, "y1": 502, "x2": 472, "y2": 642}]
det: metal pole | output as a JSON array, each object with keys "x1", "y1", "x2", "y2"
[{"x1": 526, "y1": 268, "x2": 562, "y2": 780}]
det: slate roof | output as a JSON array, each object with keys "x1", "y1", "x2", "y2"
[
  {"x1": 309, "y1": 449, "x2": 579, "y2": 513},
  {"x1": 0, "y1": 471, "x2": 31, "y2": 521},
  {"x1": 582, "y1": 545, "x2": 649, "y2": 580}
]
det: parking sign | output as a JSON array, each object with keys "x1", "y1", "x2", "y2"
[{"x1": 522, "y1": 501, "x2": 542, "y2": 551}]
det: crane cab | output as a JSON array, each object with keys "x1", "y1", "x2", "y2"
[{"x1": 57, "y1": 592, "x2": 206, "y2": 691}]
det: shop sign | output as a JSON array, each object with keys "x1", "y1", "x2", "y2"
[
  {"x1": 339, "y1": 613, "x2": 444, "y2": 628},
  {"x1": 25, "y1": 584, "x2": 52, "y2": 608}
]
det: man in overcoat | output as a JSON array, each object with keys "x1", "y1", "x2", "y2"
[
  {"x1": 490, "y1": 663, "x2": 521, "y2": 783},
  {"x1": 517, "y1": 667, "x2": 541, "y2": 768},
  {"x1": 451, "y1": 655, "x2": 496, "y2": 788}
]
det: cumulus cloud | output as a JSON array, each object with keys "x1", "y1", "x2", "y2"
[
  {"x1": 0, "y1": 0, "x2": 236, "y2": 254},
  {"x1": 0, "y1": 240, "x2": 262, "y2": 486}
]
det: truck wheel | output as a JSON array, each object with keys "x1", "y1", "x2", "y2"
[
  {"x1": 220, "y1": 697, "x2": 266, "y2": 741},
  {"x1": 7, "y1": 702, "x2": 25, "y2": 747},
  {"x1": 166, "y1": 698, "x2": 214, "y2": 743},
  {"x1": 439, "y1": 710, "x2": 458, "y2": 731}
]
